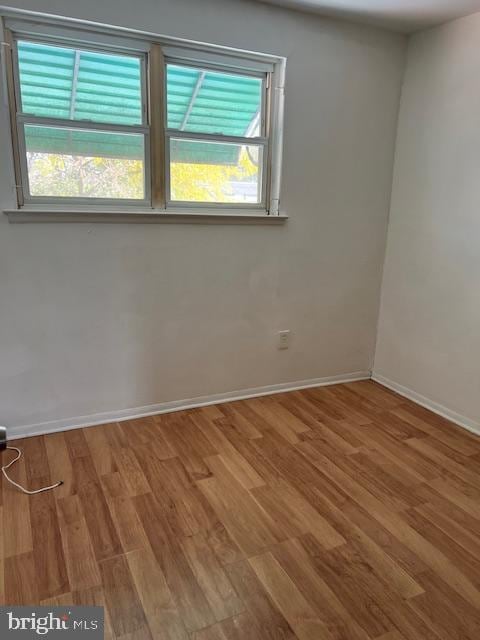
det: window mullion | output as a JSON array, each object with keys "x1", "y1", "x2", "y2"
[{"x1": 148, "y1": 43, "x2": 166, "y2": 209}]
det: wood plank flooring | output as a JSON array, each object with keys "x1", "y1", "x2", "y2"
[{"x1": 2, "y1": 380, "x2": 480, "y2": 639}]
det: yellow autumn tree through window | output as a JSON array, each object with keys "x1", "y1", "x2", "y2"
[
  {"x1": 27, "y1": 153, "x2": 144, "y2": 199},
  {"x1": 170, "y1": 146, "x2": 261, "y2": 203},
  {"x1": 27, "y1": 145, "x2": 260, "y2": 203}
]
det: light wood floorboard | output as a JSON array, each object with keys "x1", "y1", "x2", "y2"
[{"x1": 2, "y1": 380, "x2": 480, "y2": 639}]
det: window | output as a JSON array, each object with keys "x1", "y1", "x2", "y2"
[
  {"x1": 16, "y1": 41, "x2": 148, "y2": 203},
  {"x1": 166, "y1": 63, "x2": 266, "y2": 206},
  {"x1": 2, "y1": 11, "x2": 286, "y2": 217}
]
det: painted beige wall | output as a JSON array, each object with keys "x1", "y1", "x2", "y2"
[
  {"x1": 0, "y1": 0, "x2": 405, "y2": 429},
  {"x1": 375, "y1": 12, "x2": 480, "y2": 425}
]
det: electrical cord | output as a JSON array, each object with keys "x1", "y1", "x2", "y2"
[{"x1": 2, "y1": 446, "x2": 63, "y2": 494}]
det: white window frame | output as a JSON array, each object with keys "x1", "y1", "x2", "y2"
[
  {"x1": 0, "y1": 7, "x2": 286, "y2": 220},
  {"x1": 12, "y1": 37, "x2": 151, "y2": 208},
  {"x1": 164, "y1": 58, "x2": 269, "y2": 211}
]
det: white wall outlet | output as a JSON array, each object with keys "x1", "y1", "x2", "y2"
[{"x1": 277, "y1": 330, "x2": 291, "y2": 350}]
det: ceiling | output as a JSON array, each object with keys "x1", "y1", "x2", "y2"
[{"x1": 254, "y1": 0, "x2": 480, "y2": 32}]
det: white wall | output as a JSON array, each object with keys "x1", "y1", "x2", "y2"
[
  {"x1": 374, "y1": 12, "x2": 480, "y2": 426},
  {"x1": 0, "y1": 0, "x2": 405, "y2": 430}
]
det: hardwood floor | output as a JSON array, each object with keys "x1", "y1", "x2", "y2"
[{"x1": 2, "y1": 380, "x2": 480, "y2": 639}]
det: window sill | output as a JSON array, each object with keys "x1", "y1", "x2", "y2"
[{"x1": 4, "y1": 208, "x2": 288, "y2": 224}]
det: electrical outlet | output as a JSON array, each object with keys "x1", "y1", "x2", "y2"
[{"x1": 277, "y1": 330, "x2": 291, "y2": 350}]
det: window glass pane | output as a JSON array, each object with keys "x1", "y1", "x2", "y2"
[
  {"x1": 167, "y1": 64, "x2": 262, "y2": 137},
  {"x1": 18, "y1": 41, "x2": 142, "y2": 125},
  {"x1": 25, "y1": 125, "x2": 145, "y2": 199},
  {"x1": 169, "y1": 138, "x2": 262, "y2": 203}
]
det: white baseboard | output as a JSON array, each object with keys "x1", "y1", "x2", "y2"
[
  {"x1": 372, "y1": 372, "x2": 480, "y2": 437},
  {"x1": 7, "y1": 370, "x2": 371, "y2": 441}
]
